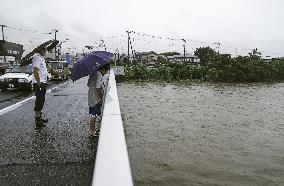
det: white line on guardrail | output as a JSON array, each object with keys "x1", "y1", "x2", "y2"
[
  {"x1": 0, "y1": 80, "x2": 71, "y2": 116},
  {"x1": 92, "y1": 70, "x2": 133, "y2": 186}
]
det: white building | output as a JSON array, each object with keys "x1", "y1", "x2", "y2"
[{"x1": 168, "y1": 53, "x2": 200, "y2": 64}]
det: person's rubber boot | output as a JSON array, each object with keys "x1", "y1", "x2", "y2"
[
  {"x1": 35, "y1": 117, "x2": 46, "y2": 128},
  {"x1": 40, "y1": 112, "x2": 48, "y2": 123}
]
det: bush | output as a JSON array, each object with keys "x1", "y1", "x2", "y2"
[{"x1": 122, "y1": 57, "x2": 284, "y2": 83}]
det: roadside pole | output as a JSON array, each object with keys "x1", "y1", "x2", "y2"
[
  {"x1": 127, "y1": 31, "x2": 130, "y2": 63},
  {"x1": 54, "y1": 29, "x2": 58, "y2": 60},
  {"x1": 182, "y1": 39, "x2": 186, "y2": 62},
  {"x1": 0, "y1": 25, "x2": 7, "y2": 62}
]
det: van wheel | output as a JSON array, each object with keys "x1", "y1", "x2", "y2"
[{"x1": 28, "y1": 83, "x2": 33, "y2": 91}]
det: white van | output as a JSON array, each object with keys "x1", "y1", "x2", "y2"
[{"x1": 0, "y1": 65, "x2": 33, "y2": 91}]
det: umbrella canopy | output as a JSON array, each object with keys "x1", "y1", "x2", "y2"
[
  {"x1": 71, "y1": 51, "x2": 113, "y2": 81},
  {"x1": 20, "y1": 40, "x2": 59, "y2": 67}
]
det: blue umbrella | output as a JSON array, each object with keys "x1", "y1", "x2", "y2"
[{"x1": 71, "y1": 51, "x2": 113, "y2": 81}]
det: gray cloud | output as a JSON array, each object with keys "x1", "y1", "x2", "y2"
[
  {"x1": 31, "y1": 12, "x2": 63, "y2": 33},
  {"x1": 1, "y1": 0, "x2": 284, "y2": 57}
]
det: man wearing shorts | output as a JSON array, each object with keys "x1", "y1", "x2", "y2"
[{"x1": 87, "y1": 64, "x2": 110, "y2": 136}]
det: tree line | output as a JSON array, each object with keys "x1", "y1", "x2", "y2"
[{"x1": 113, "y1": 47, "x2": 284, "y2": 83}]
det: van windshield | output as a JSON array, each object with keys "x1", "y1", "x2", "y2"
[
  {"x1": 50, "y1": 62, "x2": 63, "y2": 68},
  {"x1": 9, "y1": 65, "x2": 33, "y2": 74}
]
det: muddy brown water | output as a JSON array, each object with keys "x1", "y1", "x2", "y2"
[{"x1": 117, "y1": 82, "x2": 284, "y2": 186}]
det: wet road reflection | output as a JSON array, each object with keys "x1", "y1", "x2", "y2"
[
  {"x1": 0, "y1": 80, "x2": 69, "y2": 110},
  {"x1": 0, "y1": 78, "x2": 98, "y2": 185}
]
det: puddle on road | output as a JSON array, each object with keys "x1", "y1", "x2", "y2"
[{"x1": 52, "y1": 94, "x2": 70, "y2": 97}]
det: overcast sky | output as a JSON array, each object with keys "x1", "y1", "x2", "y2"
[{"x1": 1, "y1": 0, "x2": 284, "y2": 57}]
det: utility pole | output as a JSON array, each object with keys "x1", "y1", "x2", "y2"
[
  {"x1": 100, "y1": 40, "x2": 106, "y2": 51},
  {"x1": 126, "y1": 31, "x2": 130, "y2": 63},
  {"x1": 0, "y1": 25, "x2": 6, "y2": 41},
  {"x1": 235, "y1": 48, "x2": 238, "y2": 57},
  {"x1": 115, "y1": 48, "x2": 119, "y2": 65},
  {"x1": 182, "y1": 45, "x2": 186, "y2": 62},
  {"x1": 182, "y1": 39, "x2": 186, "y2": 62},
  {"x1": 54, "y1": 29, "x2": 58, "y2": 60},
  {"x1": 213, "y1": 42, "x2": 220, "y2": 55},
  {"x1": 0, "y1": 25, "x2": 7, "y2": 62}
]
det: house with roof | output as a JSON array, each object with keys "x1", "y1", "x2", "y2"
[
  {"x1": 168, "y1": 53, "x2": 200, "y2": 65},
  {"x1": 135, "y1": 51, "x2": 159, "y2": 62},
  {"x1": 116, "y1": 53, "x2": 136, "y2": 63},
  {"x1": 134, "y1": 51, "x2": 169, "y2": 65}
]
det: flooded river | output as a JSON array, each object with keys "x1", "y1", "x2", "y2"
[{"x1": 117, "y1": 82, "x2": 284, "y2": 186}]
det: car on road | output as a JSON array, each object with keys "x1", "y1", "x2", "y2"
[
  {"x1": 49, "y1": 61, "x2": 70, "y2": 81},
  {"x1": 0, "y1": 65, "x2": 33, "y2": 91}
]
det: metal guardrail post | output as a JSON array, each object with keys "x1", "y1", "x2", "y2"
[{"x1": 92, "y1": 70, "x2": 133, "y2": 186}]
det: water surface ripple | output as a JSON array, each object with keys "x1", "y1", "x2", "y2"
[{"x1": 118, "y1": 82, "x2": 284, "y2": 186}]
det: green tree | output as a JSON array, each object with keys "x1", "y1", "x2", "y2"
[
  {"x1": 248, "y1": 48, "x2": 261, "y2": 60},
  {"x1": 194, "y1": 46, "x2": 217, "y2": 66},
  {"x1": 160, "y1": 52, "x2": 180, "y2": 56},
  {"x1": 122, "y1": 57, "x2": 128, "y2": 63},
  {"x1": 157, "y1": 56, "x2": 167, "y2": 63}
]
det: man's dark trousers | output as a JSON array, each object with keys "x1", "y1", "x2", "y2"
[{"x1": 33, "y1": 83, "x2": 47, "y2": 112}]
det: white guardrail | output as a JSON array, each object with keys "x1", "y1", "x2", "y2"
[{"x1": 92, "y1": 70, "x2": 133, "y2": 186}]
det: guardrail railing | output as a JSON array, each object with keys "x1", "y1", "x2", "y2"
[{"x1": 92, "y1": 69, "x2": 133, "y2": 186}]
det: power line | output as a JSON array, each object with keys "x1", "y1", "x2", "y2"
[
  {"x1": 2, "y1": 25, "x2": 281, "y2": 57},
  {"x1": 128, "y1": 30, "x2": 264, "y2": 55},
  {"x1": 6, "y1": 25, "x2": 52, "y2": 35}
]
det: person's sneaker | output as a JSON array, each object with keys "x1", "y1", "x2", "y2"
[
  {"x1": 35, "y1": 117, "x2": 47, "y2": 128},
  {"x1": 40, "y1": 112, "x2": 48, "y2": 123},
  {"x1": 41, "y1": 117, "x2": 48, "y2": 123},
  {"x1": 96, "y1": 115, "x2": 102, "y2": 123},
  {"x1": 93, "y1": 128, "x2": 100, "y2": 136}
]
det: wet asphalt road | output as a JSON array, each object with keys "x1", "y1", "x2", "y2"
[
  {"x1": 0, "y1": 81, "x2": 67, "y2": 110},
  {"x1": 0, "y1": 78, "x2": 98, "y2": 186}
]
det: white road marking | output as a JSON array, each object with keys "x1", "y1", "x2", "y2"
[{"x1": 0, "y1": 80, "x2": 71, "y2": 116}]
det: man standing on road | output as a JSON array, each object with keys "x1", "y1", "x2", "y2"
[{"x1": 32, "y1": 47, "x2": 49, "y2": 128}]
